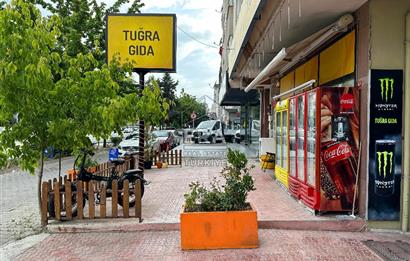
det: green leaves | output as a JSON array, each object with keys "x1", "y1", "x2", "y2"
[
  {"x1": 183, "y1": 150, "x2": 255, "y2": 212},
  {"x1": 0, "y1": 1, "x2": 167, "y2": 174}
]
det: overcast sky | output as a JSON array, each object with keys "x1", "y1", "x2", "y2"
[{"x1": 141, "y1": 1, "x2": 223, "y2": 107}]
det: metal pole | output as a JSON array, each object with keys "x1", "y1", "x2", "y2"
[{"x1": 138, "y1": 72, "x2": 146, "y2": 173}]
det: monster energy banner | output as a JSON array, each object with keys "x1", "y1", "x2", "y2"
[{"x1": 368, "y1": 69, "x2": 403, "y2": 220}]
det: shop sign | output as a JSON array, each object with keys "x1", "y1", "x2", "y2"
[
  {"x1": 368, "y1": 69, "x2": 403, "y2": 221},
  {"x1": 106, "y1": 14, "x2": 176, "y2": 72}
]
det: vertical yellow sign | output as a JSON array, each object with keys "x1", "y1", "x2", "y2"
[{"x1": 106, "y1": 14, "x2": 176, "y2": 72}]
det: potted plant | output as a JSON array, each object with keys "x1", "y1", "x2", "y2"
[{"x1": 180, "y1": 149, "x2": 257, "y2": 250}]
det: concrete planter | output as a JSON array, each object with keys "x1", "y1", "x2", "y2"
[{"x1": 180, "y1": 203, "x2": 258, "y2": 250}]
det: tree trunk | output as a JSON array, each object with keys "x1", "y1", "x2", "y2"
[{"x1": 37, "y1": 152, "x2": 44, "y2": 218}]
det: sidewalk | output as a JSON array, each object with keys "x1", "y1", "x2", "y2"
[
  {"x1": 10, "y1": 229, "x2": 410, "y2": 260},
  {"x1": 2, "y1": 165, "x2": 409, "y2": 260},
  {"x1": 47, "y1": 165, "x2": 363, "y2": 233}
]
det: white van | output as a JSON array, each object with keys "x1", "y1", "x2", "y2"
[{"x1": 192, "y1": 120, "x2": 224, "y2": 144}]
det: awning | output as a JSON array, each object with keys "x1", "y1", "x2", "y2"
[{"x1": 244, "y1": 14, "x2": 354, "y2": 93}]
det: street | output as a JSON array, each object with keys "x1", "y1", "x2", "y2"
[{"x1": 0, "y1": 150, "x2": 108, "y2": 246}]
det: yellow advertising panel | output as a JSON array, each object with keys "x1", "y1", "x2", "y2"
[
  {"x1": 280, "y1": 71, "x2": 295, "y2": 93},
  {"x1": 106, "y1": 14, "x2": 176, "y2": 72},
  {"x1": 319, "y1": 31, "x2": 355, "y2": 85}
]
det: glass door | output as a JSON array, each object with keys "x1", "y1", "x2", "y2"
[
  {"x1": 297, "y1": 95, "x2": 305, "y2": 182},
  {"x1": 282, "y1": 110, "x2": 288, "y2": 171},
  {"x1": 306, "y1": 91, "x2": 316, "y2": 186},
  {"x1": 289, "y1": 99, "x2": 296, "y2": 177},
  {"x1": 276, "y1": 112, "x2": 282, "y2": 168}
]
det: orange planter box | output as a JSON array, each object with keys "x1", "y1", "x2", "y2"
[{"x1": 180, "y1": 203, "x2": 258, "y2": 250}]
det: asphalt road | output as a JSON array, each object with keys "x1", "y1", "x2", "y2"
[{"x1": 0, "y1": 150, "x2": 108, "y2": 246}]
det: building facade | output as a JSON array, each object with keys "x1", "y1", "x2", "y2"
[{"x1": 219, "y1": 0, "x2": 410, "y2": 231}]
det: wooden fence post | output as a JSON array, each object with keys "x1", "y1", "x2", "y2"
[
  {"x1": 179, "y1": 149, "x2": 182, "y2": 166},
  {"x1": 100, "y1": 184, "x2": 106, "y2": 218},
  {"x1": 112, "y1": 180, "x2": 118, "y2": 218},
  {"x1": 135, "y1": 180, "x2": 142, "y2": 222},
  {"x1": 64, "y1": 180, "x2": 72, "y2": 220},
  {"x1": 53, "y1": 180, "x2": 61, "y2": 220},
  {"x1": 123, "y1": 180, "x2": 129, "y2": 218},
  {"x1": 77, "y1": 181, "x2": 83, "y2": 219},
  {"x1": 41, "y1": 182, "x2": 49, "y2": 226},
  {"x1": 88, "y1": 181, "x2": 95, "y2": 219}
]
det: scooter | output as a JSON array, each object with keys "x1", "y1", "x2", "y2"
[{"x1": 48, "y1": 149, "x2": 148, "y2": 217}]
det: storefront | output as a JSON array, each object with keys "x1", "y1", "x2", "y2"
[{"x1": 221, "y1": 0, "x2": 409, "y2": 231}]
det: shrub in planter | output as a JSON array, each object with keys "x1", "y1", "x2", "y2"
[{"x1": 181, "y1": 148, "x2": 257, "y2": 250}]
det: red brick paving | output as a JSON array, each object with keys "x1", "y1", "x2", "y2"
[
  {"x1": 15, "y1": 230, "x2": 409, "y2": 260},
  {"x1": 141, "y1": 165, "x2": 332, "y2": 223}
]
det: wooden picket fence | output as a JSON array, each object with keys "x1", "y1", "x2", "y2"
[
  {"x1": 149, "y1": 149, "x2": 182, "y2": 166},
  {"x1": 41, "y1": 160, "x2": 142, "y2": 226}
]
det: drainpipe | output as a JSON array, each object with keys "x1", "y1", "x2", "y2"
[{"x1": 402, "y1": 13, "x2": 410, "y2": 232}]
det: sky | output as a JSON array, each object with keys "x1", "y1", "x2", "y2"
[
  {"x1": 31, "y1": 0, "x2": 223, "y2": 108},
  {"x1": 140, "y1": 0, "x2": 223, "y2": 107},
  {"x1": 103, "y1": 0, "x2": 223, "y2": 109}
]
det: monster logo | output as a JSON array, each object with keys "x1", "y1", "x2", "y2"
[
  {"x1": 378, "y1": 78, "x2": 394, "y2": 102},
  {"x1": 377, "y1": 151, "x2": 394, "y2": 178}
]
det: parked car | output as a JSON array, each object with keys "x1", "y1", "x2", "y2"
[
  {"x1": 234, "y1": 120, "x2": 260, "y2": 143},
  {"x1": 118, "y1": 133, "x2": 139, "y2": 158},
  {"x1": 192, "y1": 120, "x2": 224, "y2": 144},
  {"x1": 223, "y1": 127, "x2": 236, "y2": 143}
]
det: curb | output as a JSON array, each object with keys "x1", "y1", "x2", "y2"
[{"x1": 47, "y1": 219, "x2": 367, "y2": 234}]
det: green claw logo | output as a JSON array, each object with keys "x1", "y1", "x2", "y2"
[
  {"x1": 378, "y1": 78, "x2": 394, "y2": 102},
  {"x1": 377, "y1": 151, "x2": 393, "y2": 178}
]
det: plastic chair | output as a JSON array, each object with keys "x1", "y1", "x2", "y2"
[{"x1": 261, "y1": 152, "x2": 276, "y2": 172}]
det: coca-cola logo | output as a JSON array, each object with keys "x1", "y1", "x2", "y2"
[
  {"x1": 340, "y1": 93, "x2": 354, "y2": 111},
  {"x1": 323, "y1": 142, "x2": 352, "y2": 163}
]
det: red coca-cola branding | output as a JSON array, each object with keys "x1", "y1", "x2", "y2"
[
  {"x1": 322, "y1": 141, "x2": 353, "y2": 164},
  {"x1": 340, "y1": 93, "x2": 354, "y2": 111}
]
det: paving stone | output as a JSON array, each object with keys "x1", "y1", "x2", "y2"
[{"x1": 13, "y1": 230, "x2": 410, "y2": 260}]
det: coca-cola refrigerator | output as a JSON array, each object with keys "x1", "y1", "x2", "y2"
[{"x1": 288, "y1": 86, "x2": 360, "y2": 212}]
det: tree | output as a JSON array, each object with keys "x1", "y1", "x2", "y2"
[
  {"x1": 0, "y1": 1, "x2": 168, "y2": 215},
  {"x1": 158, "y1": 72, "x2": 178, "y2": 102},
  {"x1": 169, "y1": 89, "x2": 208, "y2": 128},
  {"x1": 31, "y1": 0, "x2": 144, "y2": 64}
]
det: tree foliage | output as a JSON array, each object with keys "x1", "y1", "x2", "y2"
[
  {"x1": 158, "y1": 72, "x2": 178, "y2": 102},
  {"x1": 169, "y1": 89, "x2": 208, "y2": 128},
  {"x1": 0, "y1": 1, "x2": 168, "y2": 216},
  {"x1": 31, "y1": 0, "x2": 144, "y2": 63}
]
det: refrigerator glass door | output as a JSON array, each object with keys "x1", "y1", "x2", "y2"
[
  {"x1": 282, "y1": 111, "x2": 288, "y2": 170},
  {"x1": 297, "y1": 95, "x2": 305, "y2": 182},
  {"x1": 276, "y1": 112, "x2": 282, "y2": 168},
  {"x1": 307, "y1": 92, "x2": 316, "y2": 186},
  {"x1": 289, "y1": 99, "x2": 297, "y2": 177}
]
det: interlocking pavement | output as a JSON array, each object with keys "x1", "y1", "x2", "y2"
[{"x1": 13, "y1": 229, "x2": 410, "y2": 260}]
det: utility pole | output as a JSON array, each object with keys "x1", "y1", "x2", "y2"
[{"x1": 138, "y1": 72, "x2": 146, "y2": 172}]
